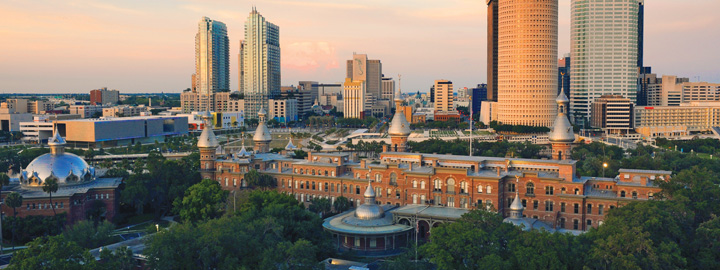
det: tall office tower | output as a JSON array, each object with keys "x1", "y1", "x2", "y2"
[
  {"x1": 343, "y1": 78, "x2": 366, "y2": 119},
  {"x1": 558, "y1": 55, "x2": 571, "y2": 97},
  {"x1": 471, "y1": 84, "x2": 488, "y2": 115},
  {"x1": 429, "y1": 85, "x2": 435, "y2": 103},
  {"x1": 433, "y1": 80, "x2": 453, "y2": 113},
  {"x1": 381, "y1": 77, "x2": 395, "y2": 101},
  {"x1": 297, "y1": 81, "x2": 318, "y2": 116},
  {"x1": 195, "y1": 17, "x2": 229, "y2": 112},
  {"x1": 638, "y1": 0, "x2": 644, "y2": 68},
  {"x1": 497, "y1": 0, "x2": 558, "y2": 127},
  {"x1": 571, "y1": 0, "x2": 640, "y2": 126},
  {"x1": 346, "y1": 54, "x2": 382, "y2": 102},
  {"x1": 240, "y1": 7, "x2": 280, "y2": 120},
  {"x1": 486, "y1": 0, "x2": 499, "y2": 101},
  {"x1": 636, "y1": 67, "x2": 655, "y2": 106}
]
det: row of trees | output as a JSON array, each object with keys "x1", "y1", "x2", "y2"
[
  {"x1": 489, "y1": 121, "x2": 551, "y2": 134},
  {"x1": 411, "y1": 120, "x2": 469, "y2": 130},
  {"x1": 407, "y1": 139, "x2": 544, "y2": 158},
  {"x1": 655, "y1": 137, "x2": 720, "y2": 155}
]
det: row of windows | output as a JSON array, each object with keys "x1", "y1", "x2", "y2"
[{"x1": 27, "y1": 202, "x2": 64, "y2": 210}]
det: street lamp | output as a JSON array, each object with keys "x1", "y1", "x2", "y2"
[
  {"x1": 155, "y1": 224, "x2": 159, "y2": 232},
  {"x1": 602, "y1": 162, "x2": 608, "y2": 178}
]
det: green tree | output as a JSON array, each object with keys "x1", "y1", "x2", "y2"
[
  {"x1": 63, "y1": 220, "x2": 115, "y2": 249},
  {"x1": 42, "y1": 177, "x2": 59, "y2": 215},
  {"x1": 6, "y1": 235, "x2": 98, "y2": 270},
  {"x1": 5, "y1": 192, "x2": 22, "y2": 249},
  {"x1": 421, "y1": 210, "x2": 519, "y2": 270},
  {"x1": 173, "y1": 179, "x2": 229, "y2": 223},
  {"x1": 85, "y1": 200, "x2": 107, "y2": 226},
  {"x1": 308, "y1": 197, "x2": 331, "y2": 217},
  {"x1": 332, "y1": 196, "x2": 351, "y2": 213},
  {"x1": 98, "y1": 246, "x2": 136, "y2": 270}
]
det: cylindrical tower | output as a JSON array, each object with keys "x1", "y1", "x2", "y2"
[
  {"x1": 197, "y1": 112, "x2": 219, "y2": 180},
  {"x1": 497, "y1": 0, "x2": 558, "y2": 127}
]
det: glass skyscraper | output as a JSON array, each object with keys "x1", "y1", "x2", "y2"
[
  {"x1": 240, "y1": 7, "x2": 280, "y2": 120},
  {"x1": 570, "y1": 0, "x2": 640, "y2": 126},
  {"x1": 195, "y1": 17, "x2": 229, "y2": 111}
]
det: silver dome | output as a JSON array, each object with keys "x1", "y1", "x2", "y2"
[
  {"x1": 197, "y1": 112, "x2": 219, "y2": 148},
  {"x1": 253, "y1": 123, "x2": 272, "y2": 142},
  {"x1": 20, "y1": 152, "x2": 94, "y2": 186},
  {"x1": 549, "y1": 92, "x2": 576, "y2": 142},
  {"x1": 388, "y1": 111, "x2": 411, "y2": 136},
  {"x1": 354, "y1": 182, "x2": 385, "y2": 220}
]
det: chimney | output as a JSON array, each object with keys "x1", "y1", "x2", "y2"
[
  {"x1": 409, "y1": 162, "x2": 414, "y2": 171},
  {"x1": 307, "y1": 152, "x2": 313, "y2": 162},
  {"x1": 496, "y1": 167, "x2": 500, "y2": 176},
  {"x1": 360, "y1": 160, "x2": 367, "y2": 168},
  {"x1": 383, "y1": 145, "x2": 388, "y2": 152},
  {"x1": 278, "y1": 163, "x2": 282, "y2": 173},
  {"x1": 475, "y1": 163, "x2": 480, "y2": 174},
  {"x1": 640, "y1": 176, "x2": 647, "y2": 186},
  {"x1": 337, "y1": 157, "x2": 343, "y2": 166}
]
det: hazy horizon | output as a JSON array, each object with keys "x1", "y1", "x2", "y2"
[{"x1": 1, "y1": 0, "x2": 718, "y2": 94}]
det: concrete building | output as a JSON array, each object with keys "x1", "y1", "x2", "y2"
[
  {"x1": 268, "y1": 98, "x2": 298, "y2": 124},
  {"x1": 298, "y1": 81, "x2": 319, "y2": 117},
  {"x1": 182, "y1": 111, "x2": 243, "y2": 131},
  {"x1": 1, "y1": 99, "x2": 53, "y2": 114},
  {"x1": 480, "y1": 101, "x2": 498, "y2": 124},
  {"x1": 19, "y1": 116, "x2": 84, "y2": 143},
  {"x1": 381, "y1": 77, "x2": 395, "y2": 102},
  {"x1": 498, "y1": 0, "x2": 557, "y2": 127},
  {"x1": 55, "y1": 116, "x2": 188, "y2": 147},
  {"x1": 571, "y1": 0, "x2": 641, "y2": 125},
  {"x1": 0, "y1": 109, "x2": 33, "y2": 132},
  {"x1": 637, "y1": 67, "x2": 657, "y2": 106},
  {"x1": 433, "y1": 80, "x2": 453, "y2": 113},
  {"x1": 90, "y1": 88, "x2": 120, "y2": 105},
  {"x1": 487, "y1": 0, "x2": 499, "y2": 102},
  {"x1": 102, "y1": 105, "x2": 150, "y2": 118},
  {"x1": 647, "y1": 75, "x2": 720, "y2": 107},
  {"x1": 634, "y1": 102, "x2": 720, "y2": 138},
  {"x1": 471, "y1": 84, "x2": 488, "y2": 115},
  {"x1": 240, "y1": 8, "x2": 280, "y2": 119},
  {"x1": 181, "y1": 92, "x2": 243, "y2": 114},
  {"x1": 343, "y1": 78, "x2": 366, "y2": 119},
  {"x1": 591, "y1": 95, "x2": 634, "y2": 134},
  {"x1": 194, "y1": 17, "x2": 230, "y2": 112},
  {"x1": 68, "y1": 105, "x2": 106, "y2": 118}
]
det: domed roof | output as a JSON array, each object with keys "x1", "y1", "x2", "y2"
[
  {"x1": 253, "y1": 123, "x2": 272, "y2": 142},
  {"x1": 549, "y1": 92, "x2": 575, "y2": 143},
  {"x1": 509, "y1": 192, "x2": 524, "y2": 211},
  {"x1": 21, "y1": 152, "x2": 94, "y2": 186},
  {"x1": 197, "y1": 112, "x2": 219, "y2": 148},
  {"x1": 285, "y1": 139, "x2": 296, "y2": 150},
  {"x1": 354, "y1": 182, "x2": 385, "y2": 220},
  {"x1": 556, "y1": 91, "x2": 569, "y2": 103},
  {"x1": 388, "y1": 112, "x2": 411, "y2": 136}
]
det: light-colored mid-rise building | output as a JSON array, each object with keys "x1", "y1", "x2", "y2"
[
  {"x1": 480, "y1": 101, "x2": 498, "y2": 125},
  {"x1": 634, "y1": 102, "x2": 720, "y2": 138},
  {"x1": 69, "y1": 105, "x2": 106, "y2": 118},
  {"x1": 102, "y1": 105, "x2": 150, "y2": 118},
  {"x1": 240, "y1": 8, "x2": 280, "y2": 120},
  {"x1": 268, "y1": 99, "x2": 298, "y2": 123},
  {"x1": 194, "y1": 17, "x2": 230, "y2": 112},
  {"x1": 181, "y1": 92, "x2": 243, "y2": 114},
  {"x1": 571, "y1": 0, "x2": 641, "y2": 125},
  {"x1": 497, "y1": 0, "x2": 557, "y2": 127},
  {"x1": 343, "y1": 78, "x2": 366, "y2": 119},
  {"x1": 318, "y1": 83, "x2": 343, "y2": 96},
  {"x1": 591, "y1": 95, "x2": 634, "y2": 134},
  {"x1": 647, "y1": 75, "x2": 720, "y2": 107},
  {"x1": 0, "y1": 110, "x2": 33, "y2": 132},
  {"x1": 433, "y1": 80, "x2": 454, "y2": 113},
  {"x1": 0, "y1": 99, "x2": 53, "y2": 114}
]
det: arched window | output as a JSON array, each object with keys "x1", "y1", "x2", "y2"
[
  {"x1": 460, "y1": 182, "x2": 468, "y2": 194},
  {"x1": 412, "y1": 180, "x2": 418, "y2": 188},
  {"x1": 559, "y1": 218, "x2": 566, "y2": 229},
  {"x1": 421, "y1": 195, "x2": 426, "y2": 203},
  {"x1": 648, "y1": 192, "x2": 654, "y2": 200},
  {"x1": 526, "y1": 182, "x2": 535, "y2": 195},
  {"x1": 620, "y1": 191, "x2": 626, "y2": 198},
  {"x1": 433, "y1": 179, "x2": 442, "y2": 192},
  {"x1": 421, "y1": 181, "x2": 426, "y2": 189},
  {"x1": 331, "y1": 171, "x2": 335, "y2": 177},
  {"x1": 312, "y1": 169, "x2": 316, "y2": 175},
  {"x1": 486, "y1": 185, "x2": 492, "y2": 194},
  {"x1": 477, "y1": 185, "x2": 483, "y2": 193},
  {"x1": 632, "y1": 191, "x2": 638, "y2": 199},
  {"x1": 412, "y1": 194, "x2": 418, "y2": 204},
  {"x1": 376, "y1": 174, "x2": 381, "y2": 183},
  {"x1": 390, "y1": 173, "x2": 397, "y2": 185},
  {"x1": 447, "y1": 178, "x2": 455, "y2": 193},
  {"x1": 561, "y1": 187, "x2": 566, "y2": 194},
  {"x1": 574, "y1": 188, "x2": 580, "y2": 195}
]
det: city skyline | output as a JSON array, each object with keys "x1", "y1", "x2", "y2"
[{"x1": 1, "y1": 0, "x2": 719, "y2": 93}]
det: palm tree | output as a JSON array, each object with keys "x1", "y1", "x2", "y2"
[
  {"x1": 42, "y1": 177, "x2": 59, "y2": 215},
  {"x1": 5, "y1": 192, "x2": 22, "y2": 251}
]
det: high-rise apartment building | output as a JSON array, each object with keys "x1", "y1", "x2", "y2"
[
  {"x1": 346, "y1": 54, "x2": 382, "y2": 103},
  {"x1": 90, "y1": 88, "x2": 120, "y2": 105},
  {"x1": 381, "y1": 77, "x2": 395, "y2": 101},
  {"x1": 486, "y1": 0, "x2": 499, "y2": 102},
  {"x1": 497, "y1": 0, "x2": 558, "y2": 127},
  {"x1": 433, "y1": 80, "x2": 453, "y2": 113},
  {"x1": 194, "y1": 17, "x2": 229, "y2": 112},
  {"x1": 636, "y1": 66, "x2": 655, "y2": 106},
  {"x1": 570, "y1": 0, "x2": 640, "y2": 125},
  {"x1": 343, "y1": 78, "x2": 366, "y2": 119},
  {"x1": 240, "y1": 8, "x2": 280, "y2": 120}
]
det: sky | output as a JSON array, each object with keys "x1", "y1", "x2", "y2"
[{"x1": 1, "y1": 0, "x2": 719, "y2": 94}]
